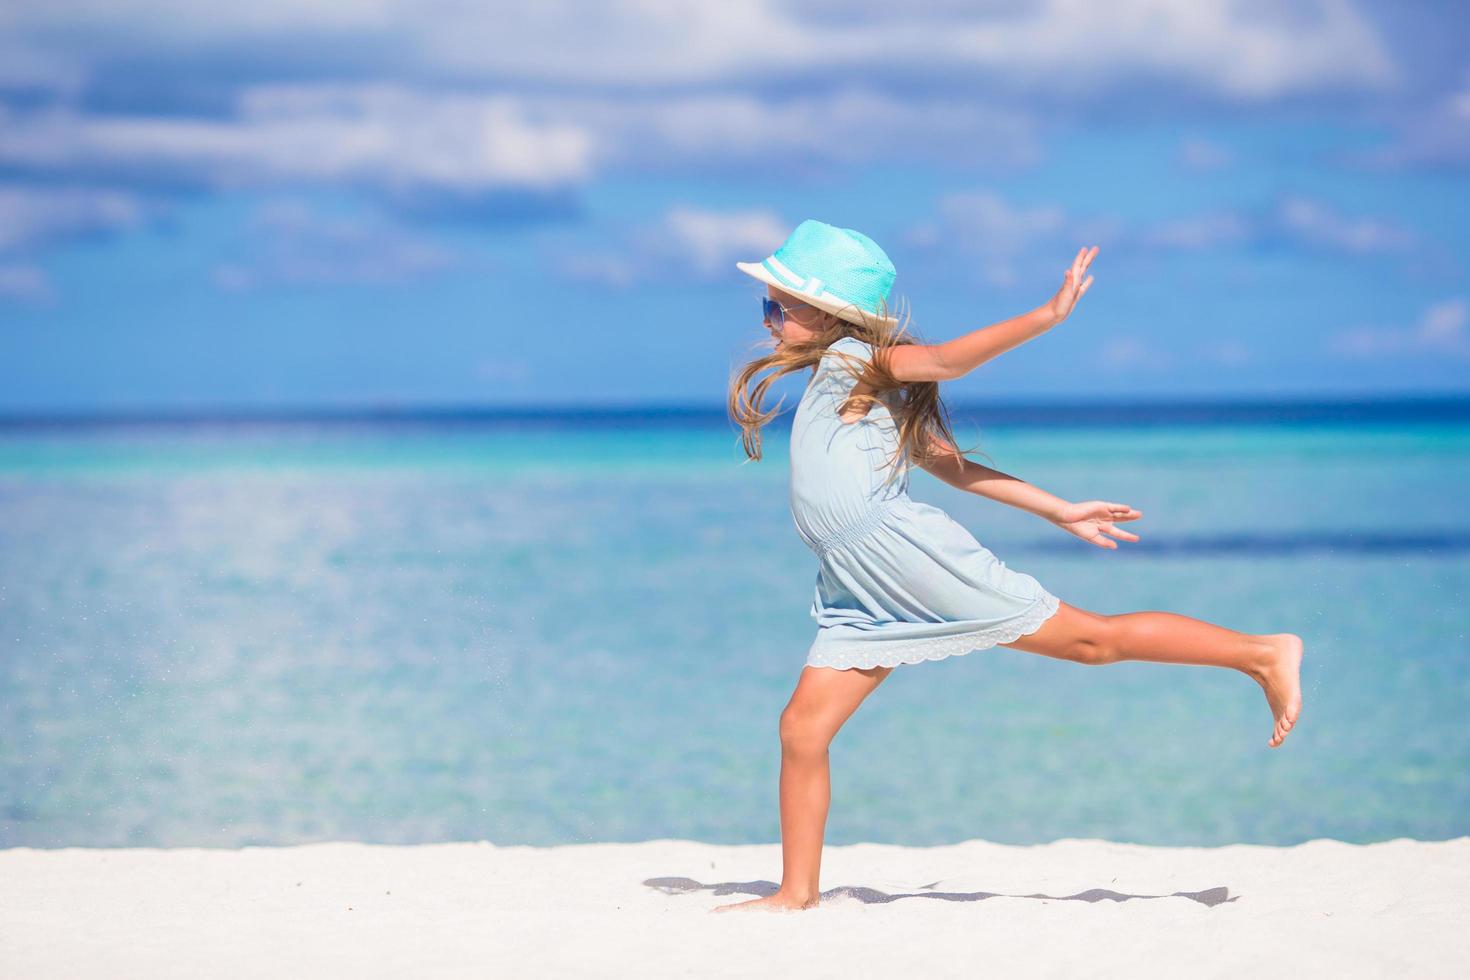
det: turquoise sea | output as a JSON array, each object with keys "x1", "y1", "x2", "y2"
[{"x1": 2, "y1": 401, "x2": 1467, "y2": 848}]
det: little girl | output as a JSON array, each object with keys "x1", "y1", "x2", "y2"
[{"x1": 715, "y1": 218, "x2": 1304, "y2": 914}]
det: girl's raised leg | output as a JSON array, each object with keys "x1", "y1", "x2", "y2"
[
  {"x1": 713, "y1": 662, "x2": 893, "y2": 913},
  {"x1": 1001, "y1": 601, "x2": 1304, "y2": 748}
]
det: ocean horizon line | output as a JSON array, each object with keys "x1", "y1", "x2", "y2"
[{"x1": 2, "y1": 391, "x2": 1469, "y2": 430}]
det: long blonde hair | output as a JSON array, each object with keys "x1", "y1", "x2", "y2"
[{"x1": 727, "y1": 293, "x2": 988, "y2": 484}]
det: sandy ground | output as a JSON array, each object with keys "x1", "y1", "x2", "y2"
[{"x1": 2, "y1": 836, "x2": 1467, "y2": 978}]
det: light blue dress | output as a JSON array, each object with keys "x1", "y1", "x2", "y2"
[{"x1": 790, "y1": 335, "x2": 1062, "y2": 670}]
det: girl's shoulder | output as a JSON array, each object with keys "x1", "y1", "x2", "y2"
[
  {"x1": 823, "y1": 335, "x2": 873, "y2": 361},
  {"x1": 815, "y1": 335, "x2": 874, "y2": 390},
  {"x1": 829, "y1": 334, "x2": 871, "y2": 353}
]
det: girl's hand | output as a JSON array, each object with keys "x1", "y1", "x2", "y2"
[
  {"x1": 1048, "y1": 499, "x2": 1142, "y2": 550},
  {"x1": 1045, "y1": 246, "x2": 1098, "y2": 325}
]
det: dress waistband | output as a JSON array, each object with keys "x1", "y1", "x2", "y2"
[{"x1": 804, "y1": 496, "x2": 901, "y2": 559}]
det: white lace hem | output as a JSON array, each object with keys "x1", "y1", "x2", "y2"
[{"x1": 805, "y1": 591, "x2": 1062, "y2": 670}]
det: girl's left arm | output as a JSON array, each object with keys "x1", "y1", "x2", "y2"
[{"x1": 916, "y1": 432, "x2": 1144, "y2": 549}]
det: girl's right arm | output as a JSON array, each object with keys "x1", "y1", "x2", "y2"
[
  {"x1": 917, "y1": 430, "x2": 1143, "y2": 549},
  {"x1": 882, "y1": 245, "x2": 1097, "y2": 383},
  {"x1": 915, "y1": 433, "x2": 1070, "y2": 522}
]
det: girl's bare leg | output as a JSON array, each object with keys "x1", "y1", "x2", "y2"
[
  {"x1": 1001, "y1": 601, "x2": 1304, "y2": 748},
  {"x1": 712, "y1": 663, "x2": 894, "y2": 913}
]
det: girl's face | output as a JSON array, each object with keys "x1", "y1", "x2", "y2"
[{"x1": 765, "y1": 285, "x2": 824, "y2": 347}]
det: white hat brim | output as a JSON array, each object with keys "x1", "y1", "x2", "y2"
[{"x1": 736, "y1": 260, "x2": 899, "y2": 331}]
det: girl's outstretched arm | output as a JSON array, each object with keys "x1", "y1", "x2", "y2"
[
  {"x1": 915, "y1": 433, "x2": 1069, "y2": 519},
  {"x1": 915, "y1": 430, "x2": 1142, "y2": 550},
  {"x1": 882, "y1": 245, "x2": 1098, "y2": 383}
]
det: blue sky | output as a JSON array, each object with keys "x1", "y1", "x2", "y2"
[{"x1": 0, "y1": 1, "x2": 1467, "y2": 411}]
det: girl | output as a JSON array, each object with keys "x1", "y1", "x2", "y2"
[{"x1": 715, "y1": 218, "x2": 1304, "y2": 914}]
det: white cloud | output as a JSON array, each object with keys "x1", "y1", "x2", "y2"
[
  {"x1": 422, "y1": 1, "x2": 1305, "y2": 97},
  {"x1": 0, "y1": 87, "x2": 596, "y2": 195},
  {"x1": 1138, "y1": 210, "x2": 1252, "y2": 250},
  {"x1": 911, "y1": 191, "x2": 1068, "y2": 248},
  {"x1": 5, "y1": 0, "x2": 398, "y2": 34},
  {"x1": 1176, "y1": 136, "x2": 1235, "y2": 172},
  {"x1": 896, "y1": 187, "x2": 1423, "y2": 297},
  {"x1": 1135, "y1": 195, "x2": 1416, "y2": 254},
  {"x1": 903, "y1": 190, "x2": 1069, "y2": 287},
  {"x1": 657, "y1": 207, "x2": 792, "y2": 277},
  {"x1": 553, "y1": 205, "x2": 790, "y2": 287},
  {"x1": 0, "y1": 43, "x2": 84, "y2": 94},
  {"x1": 0, "y1": 263, "x2": 53, "y2": 302},
  {"x1": 1354, "y1": 74, "x2": 1470, "y2": 170},
  {"x1": 577, "y1": 86, "x2": 1042, "y2": 172},
  {"x1": 0, "y1": 84, "x2": 1042, "y2": 205},
  {"x1": 1275, "y1": 195, "x2": 1416, "y2": 253},
  {"x1": 7, "y1": 0, "x2": 1398, "y2": 100},
  {"x1": 552, "y1": 252, "x2": 640, "y2": 290},
  {"x1": 0, "y1": 2, "x2": 1411, "y2": 251},
  {"x1": 475, "y1": 357, "x2": 531, "y2": 384},
  {"x1": 1200, "y1": 339, "x2": 1252, "y2": 366},
  {"x1": 1328, "y1": 297, "x2": 1470, "y2": 359},
  {"x1": 0, "y1": 184, "x2": 145, "y2": 252},
  {"x1": 211, "y1": 197, "x2": 463, "y2": 291},
  {"x1": 1096, "y1": 335, "x2": 1174, "y2": 371}
]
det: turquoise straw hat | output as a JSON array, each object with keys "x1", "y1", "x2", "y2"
[{"x1": 736, "y1": 218, "x2": 900, "y2": 330}]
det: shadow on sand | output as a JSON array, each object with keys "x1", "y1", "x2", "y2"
[{"x1": 646, "y1": 877, "x2": 1236, "y2": 908}]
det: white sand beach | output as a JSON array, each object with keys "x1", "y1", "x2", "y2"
[{"x1": 2, "y1": 836, "x2": 1466, "y2": 978}]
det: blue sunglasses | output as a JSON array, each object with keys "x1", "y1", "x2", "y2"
[{"x1": 762, "y1": 296, "x2": 814, "y2": 331}]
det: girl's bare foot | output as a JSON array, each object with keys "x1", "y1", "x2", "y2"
[
  {"x1": 712, "y1": 890, "x2": 819, "y2": 913},
  {"x1": 1250, "y1": 633, "x2": 1304, "y2": 748}
]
